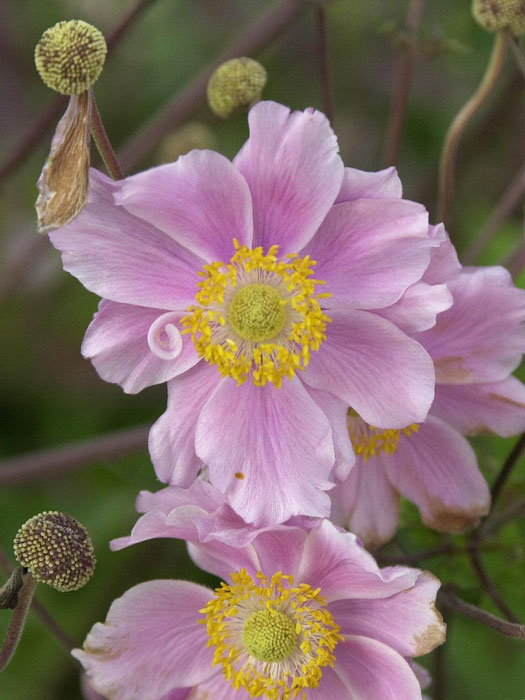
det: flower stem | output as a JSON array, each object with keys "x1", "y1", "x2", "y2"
[
  {"x1": 439, "y1": 589, "x2": 525, "y2": 640},
  {"x1": 437, "y1": 31, "x2": 507, "y2": 227},
  {"x1": 90, "y1": 91, "x2": 124, "y2": 180},
  {"x1": 0, "y1": 573, "x2": 37, "y2": 673}
]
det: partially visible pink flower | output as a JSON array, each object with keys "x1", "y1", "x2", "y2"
[
  {"x1": 331, "y1": 240, "x2": 525, "y2": 548},
  {"x1": 74, "y1": 521, "x2": 445, "y2": 700},
  {"x1": 50, "y1": 101, "x2": 439, "y2": 526}
]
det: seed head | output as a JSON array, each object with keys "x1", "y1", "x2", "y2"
[
  {"x1": 35, "y1": 20, "x2": 107, "y2": 95},
  {"x1": 207, "y1": 57, "x2": 267, "y2": 119},
  {"x1": 14, "y1": 512, "x2": 95, "y2": 592},
  {"x1": 472, "y1": 0, "x2": 525, "y2": 35}
]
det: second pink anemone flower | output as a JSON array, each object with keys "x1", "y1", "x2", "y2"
[{"x1": 50, "y1": 101, "x2": 439, "y2": 525}]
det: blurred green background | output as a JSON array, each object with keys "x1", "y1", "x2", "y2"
[{"x1": 1, "y1": 0, "x2": 525, "y2": 698}]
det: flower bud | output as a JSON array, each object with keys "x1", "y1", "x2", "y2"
[
  {"x1": 13, "y1": 512, "x2": 95, "y2": 592},
  {"x1": 35, "y1": 20, "x2": 107, "y2": 95},
  {"x1": 207, "y1": 57, "x2": 267, "y2": 119},
  {"x1": 472, "y1": 0, "x2": 525, "y2": 35}
]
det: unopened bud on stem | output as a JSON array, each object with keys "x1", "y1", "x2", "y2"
[
  {"x1": 35, "y1": 20, "x2": 107, "y2": 95},
  {"x1": 207, "y1": 57, "x2": 267, "y2": 119},
  {"x1": 14, "y1": 512, "x2": 95, "y2": 592}
]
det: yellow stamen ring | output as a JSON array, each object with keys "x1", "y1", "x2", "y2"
[
  {"x1": 181, "y1": 240, "x2": 331, "y2": 388},
  {"x1": 200, "y1": 569, "x2": 342, "y2": 700},
  {"x1": 347, "y1": 409, "x2": 420, "y2": 461}
]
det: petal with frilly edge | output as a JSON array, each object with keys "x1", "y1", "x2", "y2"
[
  {"x1": 335, "y1": 166, "x2": 402, "y2": 202},
  {"x1": 422, "y1": 224, "x2": 461, "y2": 285},
  {"x1": 196, "y1": 376, "x2": 334, "y2": 525},
  {"x1": 330, "y1": 456, "x2": 400, "y2": 550},
  {"x1": 114, "y1": 150, "x2": 253, "y2": 262},
  {"x1": 383, "y1": 415, "x2": 490, "y2": 533},
  {"x1": 417, "y1": 267, "x2": 525, "y2": 384},
  {"x1": 303, "y1": 198, "x2": 433, "y2": 310},
  {"x1": 149, "y1": 362, "x2": 221, "y2": 486},
  {"x1": 50, "y1": 169, "x2": 203, "y2": 310},
  {"x1": 432, "y1": 376, "x2": 525, "y2": 437},
  {"x1": 376, "y1": 281, "x2": 453, "y2": 335},
  {"x1": 330, "y1": 571, "x2": 445, "y2": 657},
  {"x1": 82, "y1": 300, "x2": 199, "y2": 394},
  {"x1": 73, "y1": 580, "x2": 215, "y2": 700},
  {"x1": 233, "y1": 101, "x2": 344, "y2": 253},
  {"x1": 294, "y1": 521, "x2": 418, "y2": 601},
  {"x1": 333, "y1": 636, "x2": 423, "y2": 700},
  {"x1": 302, "y1": 309, "x2": 435, "y2": 428}
]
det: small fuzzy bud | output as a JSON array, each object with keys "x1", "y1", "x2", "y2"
[
  {"x1": 472, "y1": 0, "x2": 525, "y2": 35},
  {"x1": 207, "y1": 57, "x2": 267, "y2": 119},
  {"x1": 35, "y1": 20, "x2": 107, "y2": 95},
  {"x1": 13, "y1": 512, "x2": 95, "y2": 592}
]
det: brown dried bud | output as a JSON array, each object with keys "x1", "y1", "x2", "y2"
[
  {"x1": 472, "y1": 0, "x2": 525, "y2": 35},
  {"x1": 13, "y1": 512, "x2": 95, "y2": 592},
  {"x1": 207, "y1": 57, "x2": 267, "y2": 119},
  {"x1": 35, "y1": 20, "x2": 107, "y2": 95}
]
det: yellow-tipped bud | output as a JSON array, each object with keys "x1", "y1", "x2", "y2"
[
  {"x1": 207, "y1": 57, "x2": 267, "y2": 119},
  {"x1": 14, "y1": 512, "x2": 95, "y2": 592},
  {"x1": 35, "y1": 20, "x2": 107, "y2": 95},
  {"x1": 472, "y1": 0, "x2": 525, "y2": 35}
]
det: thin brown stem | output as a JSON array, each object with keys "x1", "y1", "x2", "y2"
[
  {"x1": 316, "y1": 7, "x2": 333, "y2": 123},
  {"x1": 118, "y1": 0, "x2": 321, "y2": 170},
  {"x1": 382, "y1": 0, "x2": 425, "y2": 167},
  {"x1": 468, "y1": 537, "x2": 520, "y2": 623},
  {"x1": 506, "y1": 32, "x2": 525, "y2": 82},
  {"x1": 90, "y1": 91, "x2": 125, "y2": 179},
  {"x1": 463, "y1": 164, "x2": 525, "y2": 264},
  {"x1": 437, "y1": 31, "x2": 507, "y2": 227},
  {"x1": 0, "y1": 0, "x2": 159, "y2": 186},
  {"x1": 0, "y1": 423, "x2": 149, "y2": 486},
  {"x1": 0, "y1": 573, "x2": 37, "y2": 673},
  {"x1": 378, "y1": 543, "x2": 454, "y2": 566},
  {"x1": 439, "y1": 589, "x2": 525, "y2": 640},
  {"x1": 490, "y1": 433, "x2": 525, "y2": 511}
]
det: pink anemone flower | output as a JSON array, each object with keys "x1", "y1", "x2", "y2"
[
  {"x1": 50, "y1": 101, "x2": 440, "y2": 525},
  {"x1": 330, "y1": 234, "x2": 525, "y2": 548},
  {"x1": 74, "y1": 520, "x2": 445, "y2": 700}
]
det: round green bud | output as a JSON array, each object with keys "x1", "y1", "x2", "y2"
[
  {"x1": 35, "y1": 20, "x2": 107, "y2": 95},
  {"x1": 207, "y1": 57, "x2": 267, "y2": 119},
  {"x1": 13, "y1": 512, "x2": 95, "y2": 592},
  {"x1": 472, "y1": 0, "x2": 525, "y2": 35}
]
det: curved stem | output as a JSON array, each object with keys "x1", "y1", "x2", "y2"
[
  {"x1": 90, "y1": 91, "x2": 124, "y2": 180},
  {"x1": 437, "y1": 31, "x2": 507, "y2": 227},
  {"x1": 439, "y1": 589, "x2": 525, "y2": 640},
  {"x1": 0, "y1": 573, "x2": 37, "y2": 673}
]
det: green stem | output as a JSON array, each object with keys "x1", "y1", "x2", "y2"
[
  {"x1": 0, "y1": 573, "x2": 37, "y2": 673},
  {"x1": 437, "y1": 31, "x2": 507, "y2": 227},
  {"x1": 89, "y1": 90, "x2": 124, "y2": 180}
]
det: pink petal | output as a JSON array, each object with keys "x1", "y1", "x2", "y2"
[
  {"x1": 333, "y1": 636, "x2": 423, "y2": 700},
  {"x1": 330, "y1": 456, "x2": 400, "y2": 549},
  {"x1": 50, "y1": 169, "x2": 203, "y2": 309},
  {"x1": 303, "y1": 385, "x2": 356, "y2": 481},
  {"x1": 302, "y1": 309, "x2": 435, "y2": 428},
  {"x1": 304, "y1": 199, "x2": 433, "y2": 310},
  {"x1": 417, "y1": 267, "x2": 525, "y2": 384},
  {"x1": 147, "y1": 311, "x2": 183, "y2": 360},
  {"x1": 195, "y1": 673, "x2": 250, "y2": 699},
  {"x1": 188, "y1": 540, "x2": 261, "y2": 583},
  {"x1": 422, "y1": 224, "x2": 461, "y2": 285},
  {"x1": 82, "y1": 300, "x2": 199, "y2": 394},
  {"x1": 432, "y1": 376, "x2": 525, "y2": 437},
  {"x1": 335, "y1": 166, "x2": 402, "y2": 202},
  {"x1": 195, "y1": 376, "x2": 335, "y2": 525},
  {"x1": 114, "y1": 150, "x2": 253, "y2": 262},
  {"x1": 295, "y1": 521, "x2": 418, "y2": 601},
  {"x1": 384, "y1": 415, "x2": 490, "y2": 533},
  {"x1": 149, "y1": 362, "x2": 220, "y2": 486},
  {"x1": 73, "y1": 580, "x2": 214, "y2": 700},
  {"x1": 376, "y1": 281, "x2": 453, "y2": 334},
  {"x1": 233, "y1": 101, "x2": 344, "y2": 253},
  {"x1": 330, "y1": 571, "x2": 445, "y2": 657}
]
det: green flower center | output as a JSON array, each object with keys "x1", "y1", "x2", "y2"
[
  {"x1": 228, "y1": 283, "x2": 286, "y2": 342},
  {"x1": 242, "y1": 609, "x2": 298, "y2": 663}
]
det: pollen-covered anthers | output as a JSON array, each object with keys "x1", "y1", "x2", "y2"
[
  {"x1": 181, "y1": 240, "x2": 331, "y2": 388},
  {"x1": 13, "y1": 512, "x2": 95, "y2": 592},
  {"x1": 200, "y1": 569, "x2": 342, "y2": 700},
  {"x1": 347, "y1": 410, "x2": 419, "y2": 461}
]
